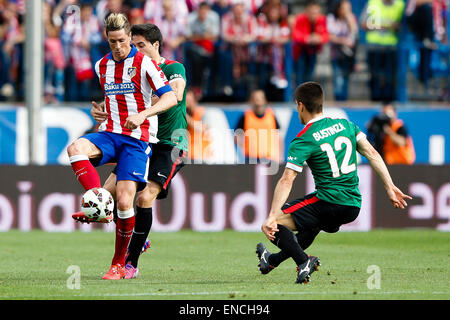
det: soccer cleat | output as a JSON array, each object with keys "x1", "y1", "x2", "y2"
[
  {"x1": 296, "y1": 255, "x2": 321, "y2": 284},
  {"x1": 102, "y1": 264, "x2": 126, "y2": 280},
  {"x1": 141, "y1": 239, "x2": 151, "y2": 254},
  {"x1": 72, "y1": 211, "x2": 113, "y2": 224},
  {"x1": 124, "y1": 262, "x2": 139, "y2": 279},
  {"x1": 125, "y1": 239, "x2": 151, "y2": 262},
  {"x1": 256, "y1": 242, "x2": 275, "y2": 275}
]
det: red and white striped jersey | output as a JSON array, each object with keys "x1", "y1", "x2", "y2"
[{"x1": 94, "y1": 46, "x2": 172, "y2": 143}]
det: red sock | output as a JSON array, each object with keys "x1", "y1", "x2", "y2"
[
  {"x1": 112, "y1": 216, "x2": 135, "y2": 266},
  {"x1": 69, "y1": 156, "x2": 101, "y2": 191}
]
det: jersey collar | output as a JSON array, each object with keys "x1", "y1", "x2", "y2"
[
  {"x1": 107, "y1": 45, "x2": 138, "y2": 63},
  {"x1": 159, "y1": 57, "x2": 166, "y2": 66},
  {"x1": 306, "y1": 115, "x2": 326, "y2": 125}
]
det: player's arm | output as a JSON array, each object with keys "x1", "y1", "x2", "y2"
[
  {"x1": 151, "y1": 78, "x2": 186, "y2": 104},
  {"x1": 262, "y1": 167, "x2": 298, "y2": 240},
  {"x1": 124, "y1": 57, "x2": 177, "y2": 129},
  {"x1": 357, "y1": 136, "x2": 412, "y2": 209},
  {"x1": 125, "y1": 91, "x2": 177, "y2": 130},
  {"x1": 170, "y1": 78, "x2": 186, "y2": 102}
]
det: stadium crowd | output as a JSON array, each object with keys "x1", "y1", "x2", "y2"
[{"x1": 0, "y1": 0, "x2": 448, "y2": 103}]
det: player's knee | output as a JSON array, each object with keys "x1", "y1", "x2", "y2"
[
  {"x1": 116, "y1": 197, "x2": 133, "y2": 212},
  {"x1": 67, "y1": 139, "x2": 86, "y2": 157},
  {"x1": 136, "y1": 182, "x2": 161, "y2": 208},
  {"x1": 67, "y1": 142, "x2": 78, "y2": 157},
  {"x1": 116, "y1": 190, "x2": 134, "y2": 212},
  {"x1": 136, "y1": 192, "x2": 155, "y2": 208}
]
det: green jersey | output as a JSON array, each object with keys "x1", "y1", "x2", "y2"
[
  {"x1": 286, "y1": 116, "x2": 365, "y2": 208},
  {"x1": 156, "y1": 57, "x2": 188, "y2": 151}
]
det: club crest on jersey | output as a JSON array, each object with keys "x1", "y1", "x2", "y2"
[{"x1": 127, "y1": 67, "x2": 137, "y2": 78}]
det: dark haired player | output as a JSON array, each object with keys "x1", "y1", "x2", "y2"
[
  {"x1": 256, "y1": 82, "x2": 412, "y2": 284},
  {"x1": 73, "y1": 23, "x2": 188, "y2": 280}
]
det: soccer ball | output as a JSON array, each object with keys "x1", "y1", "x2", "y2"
[{"x1": 81, "y1": 188, "x2": 114, "y2": 222}]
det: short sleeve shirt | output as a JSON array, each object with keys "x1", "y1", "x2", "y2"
[{"x1": 286, "y1": 116, "x2": 366, "y2": 208}]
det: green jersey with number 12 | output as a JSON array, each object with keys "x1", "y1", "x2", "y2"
[{"x1": 286, "y1": 116, "x2": 366, "y2": 208}]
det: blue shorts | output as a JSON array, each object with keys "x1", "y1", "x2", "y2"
[{"x1": 81, "y1": 131, "x2": 151, "y2": 190}]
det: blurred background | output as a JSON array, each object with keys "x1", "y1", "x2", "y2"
[
  {"x1": 0, "y1": 0, "x2": 449, "y2": 233},
  {"x1": 0, "y1": 0, "x2": 449, "y2": 104}
]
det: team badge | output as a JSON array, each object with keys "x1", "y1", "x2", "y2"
[{"x1": 127, "y1": 67, "x2": 137, "y2": 79}]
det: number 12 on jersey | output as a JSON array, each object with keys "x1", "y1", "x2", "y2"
[{"x1": 320, "y1": 136, "x2": 356, "y2": 178}]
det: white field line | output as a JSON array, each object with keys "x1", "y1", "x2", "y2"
[
  {"x1": 80, "y1": 290, "x2": 450, "y2": 297},
  {"x1": 2, "y1": 290, "x2": 449, "y2": 299}
]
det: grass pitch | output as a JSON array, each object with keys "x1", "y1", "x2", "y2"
[{"x1": 0, "y1": 229, "x2": 449, "y2": 300}]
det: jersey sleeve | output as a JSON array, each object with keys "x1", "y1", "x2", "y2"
[
  {"x1": 94, "y1": 60, "x2": 101, "y2": 82},
  {"x1": 142, "y1": 56, "x2": 173, "y2": 98},
  {"x1": 165, "y1": 62, "x2": 186, "y2": 84},
  {"x1": 349, "y1": 122, "x2": 366, "y2": 141},
  {"x1": 348, "y1": 120, "x2": 366, "y2": 142},
  {"x1": 285, "y1": 137, "x2": 311, "y2": 173}
]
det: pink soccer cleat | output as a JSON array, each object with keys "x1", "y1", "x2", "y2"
[{"x1": 124, "y1": 262, "x2": 139, "y2": 279}]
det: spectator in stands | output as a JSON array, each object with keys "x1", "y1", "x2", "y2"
[
  {"x1": 43, "y1": 1, "x2": 66, "y2": 104},
  {"x1": 360, "y1": 0, "x2": 405, "y2": 102},
  {"x1": 143, "y1": 0, "x2": 188, "y2": 24},
  {"x1": 0, "y1": 0, "x2": 15, "y2": 100},
  {"x1": 152, "y1": 0, "x2": 186, "y2": 61},
  {"x1": 256, "y1": 0, "x2": 291, "y2": 92},
  {"x1": 211, "y1": 0, "x2": 232, "y2": 19},
  {"x1": 433, "y1": 0, "x2": 448, "y2": 43},
  {"x1": 244, "y1": 0, "x2": 265, "y2": 15},
  {"x1": 96, "y1": 0, "x2": 124, "y2": 27},
  {"x1": 235, "y1": 89, "x2": 282, "y2": 163},
  {"x1": 257, "y1": 0, "x2": 291, "y2": 18},
  {"x1": 0, "y1": 0, "x2": 24, "y2": 101},
  {"x1": 61, "y1": 1, "x2": 101, "y2": 101},
  {"x1": 186, "y1": 0, "x2": 217, "y2": 12},
  {"x1": 405, "y1": 0, "x2": 438, "y2": 88},
  {"x1": 186, "y1": 88, "x2": 213, "y2": 162},
  {"x1": 220, "y1": 1, "x2": 258, "y2": 97},
  {"x1": 184, "y1": 2, "x2": 220, "y2": 97},
  {"x1": 327, "y1": 0, "x2": 358, "y2": 101},
  {"x1": 366, "y1": 102, "x2": 415, "y2": 165},
  {"x1": 291, "y1": 0, "x2": 329, "y2": 86},
  {"x1": 128, "y1": 6, "x2": 145, "y2": 26}
]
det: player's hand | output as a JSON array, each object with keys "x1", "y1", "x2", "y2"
[
  {"x1": 387, "y1": 185, "x2": 412, "y2": 209},
  {"x1": 261, "y1": 215, "x2": 279, "y2": 241},
  {"x1": 91, "y1": 101, "x2": 107, "y2": 123},
  {"x1": 124, "y1": 113, "x2": 146, "y2": 130}
]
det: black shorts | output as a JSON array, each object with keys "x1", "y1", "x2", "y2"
[
  {"x1": 148, "y1": 143, "x2": 186, "y2": 200},
  {"x1": 112, "y1": 143, "x2": 187, "y2": 199},
  {"x1": 281, "y1": 193, "x2": 360, "y2": 233}
]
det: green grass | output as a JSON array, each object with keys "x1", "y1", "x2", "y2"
[{"x1": 0, "y1": 230, "x2": 449, "y2": 300}]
